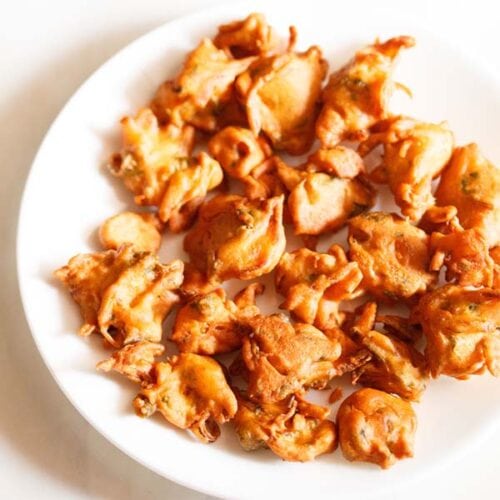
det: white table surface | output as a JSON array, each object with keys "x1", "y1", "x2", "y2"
[{"x1": 1, "y1": 0, "x2": 499, "y2": 498}]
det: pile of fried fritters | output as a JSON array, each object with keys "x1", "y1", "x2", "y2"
[{"x1": 55, "y1": 13, "x2": 500, "y2": 469}]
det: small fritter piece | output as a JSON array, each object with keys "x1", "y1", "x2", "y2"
[
  {"x1": 184, "y1": 194, "x2": 286, "y2": 284},
  {"x1": 55, "y1": 245, "x2": 184, "y2": 347},
  {"x1": 337, "y1": 388, "x2": 417, "y2": 469},
  {"x1": 133, "y1": 353, "x2": 237, "y2": 442},
  {"x1": 236, "y1": 45, "x2": 328, "y2": 154},
  {"x1": 276, "y1": 160, "x2": 375, "y2": 235},
  {"x1": 348, "y1": 212, "x2": 436, "y2": 301},
  {"x1": 99, "y1": 211, "x2": 163, "y2": 253},
  {"x1": 96, "y1": 341, "x2": 165, "y2": 384},
  {"x1": 359, "y1": 117, "x2": 454, "y2": 220},
  {"x1": 275, "y1": 245, "x2": 363, "y2": 328},
  {"x1": 109, "y1": 108, "x2": 195, "y2": 206},
  {"x1": 158, "y1": 152, "x2": 224, "y2": 231},
  {"x1": 415, "y1": 285, "x2": 500, "y2": 378},
  {"x1": 350, "y1": 303, "x2": 428, "y2": 401},
  {"x1": 171, "y1": 284, "x2": 263, "y2": 355},
  {"x1": 435, "y1": 143, "x2": 500, "y2": 246},
  {"x1": 213, "y1": 13, "x2": 279, "y2": 58},
  {"x1": 306, "y1": 145, "x2": 365, "y2": 179},
  {"x1": 430, "y1": 227, "x2": 494, "y2": 287},
  {"x1": 151, "y1": 39, "x2": 255, "y2": 131},
  {"x1": 233, "y1": 392, "x2": 337, "y2": 461},
  {"x1": 241, "y1": 314, "x2": 342, "y2": 402},
  {"x1": 316, "y1": 36, "x2": 415, "y2": 147}
]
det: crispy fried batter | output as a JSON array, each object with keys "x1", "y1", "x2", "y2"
[
  {"x1": 307, "y1": 145, "x2": 365, "y2": 179},
  {"x1": 99, "y1": 211, "x2": 163, "y2": 253},
  {"x1": 184, "y1": 194, "x2": 285, "y2": 283},
  {"x1": 236, "y1": 45, "x2": 328, "y2": 154},
  {"x1": 171, "y1": 285, "x2": 263, "y2": 355},
  {"x1": 213, "y1": 13, "x2": 279, "y2": 58},
  {"x1": 158, "y1": 152, "x2": 224, "y2": 230},
  {"x1": 337, "y1": 388, "x2": 417, "y2": 469},
  {"x1": 233, "y1": 392, "x2": 337, "y2": 461},
  {"x1": 96, "y1": 341, "x2": 164, "y2": 383},
  {"x1": 350, "y1": 303, "x2": 428, "y2": 401},
  {"x1": 415, "y1": 285, "x2": 500, "y2": 378},
  {"x1": 151, "y1": 39, "x2": 255, "y2": 131},
  {"x1": 359, "y1": 117, "x2": 454, "y2": 220},
  {"x1": 241, "y1": 314, "x2": 342, "y2": 402},
  {"x1": 109, "y1": 108, "x2": 195, "y2": 206},
  {"x1": 491, "y1": 247, "x2": 500, "y2": 290},
  {"x1": 348, "y1": 212, "x2": 436, "y2": 301},
  {"x1": 133, "y1": 353, "x2": 237, "y2": 442},
  {"x1": 316, "y1": 36, "x2": 415, "y2": 146},
  {"x1": 55, "y1": 245, "x2": 183, "y2": 347},
  {"x1": 435, "y1": 143, "x2": 500, "y2": 247},
  {"x1": 275, "y1": 245, "x2": 363, "y2": 328}
]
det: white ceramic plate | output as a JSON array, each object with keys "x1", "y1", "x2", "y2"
[{"x1": 17, "y1": 2, "x2": 500, "y2": 499}]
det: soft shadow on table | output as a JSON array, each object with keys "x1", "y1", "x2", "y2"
[{"x1": 0, "y1": 24, "x2": 213, "y2": 500}]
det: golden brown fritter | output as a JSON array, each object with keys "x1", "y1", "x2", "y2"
[
  {"x1": 359, "y1": 117, "x2": 454, "y2": 220},
  {"x1": 171, "y1": 284, "x2": 263, "y2": 355},
  {"x1": 316, "y1": 36, "x2": 415, "y2": 147},
  {"x1": 350, "y1": 303, "x2": 428, "y2": 401},
  {"x1": 99, "y1": 211, "x2": 163, "y2": 253},
  {"x1": 96, "y1": 341, "x2": 165, "y2": 384},
  {"x1": 55, "y1": 245, "x2": 184, "y2": 347},
  {"x1": 491, "y1": 247, "x2": 500, "y2": 289},
  {"x1": 151, "y1": 39, "x2": 255, "y2": 131},
  {"x1": 415, "y1": 285, "x2": 500, "y2": 379},
  {"x1": 158, "y1": 152, "x2": 224, "y2": 231},
  {"x1": 306, "y1": 145, "x2": 365, "y2": 179},
  {"x1": 435, "y1": 143, "x2": 500, "y2": 247},
  {"x1": 109, "y1": 108, "x2": 195, "y2": 206},
  {"x1": 241, "y1": 314, "x2": 342, "y2": 402},
  {"x1": 275, "y1": 245, "x2": 363, "y2": 329},
  {"x1": 236, "y1": 44, "x2": 328, "y2": 154},
  {"x1": 348, "y1": 212, "x2": 436, "y2": 301},
  {"x1": 337, "y1": 388, "x2": 417, "y2": 469},
  {"x1": 213, "y1": 13, "x2": 279, "y2": 58},
  {"x1": 184, "y1": 194, "x2": 286, "y2": 284},
  {"x1": 276, "y1": 160, "x2": 375, "y2": 236},
  {"x1": 233, "y1": 392, "x2": 337, "y2": 461},
  {"x1": 133, "y1": 353, "x2": 237, "y2": 442}
]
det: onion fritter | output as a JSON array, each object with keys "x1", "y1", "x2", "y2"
[
  {"x1": 415, "y1": 285, "x2": 500, "y2": 379},
  {"x1": 348, "y1": 212, "x2": 436, "y2": 301},
  {"x1": 233, "y1": 392, "x2": 337, "y2": 461},
  {"x1": 316, "y1": 36, "x2": 415, "y2": 146},
  {"x1": 337, "y1": 388, "x2": 417, "y2": 469},
  {"x1": 184, "y1": 194, "x2": 286, "y2": 284},
  {"x1": 133, "y1": 353, "x2": 237, "y2": 442}
]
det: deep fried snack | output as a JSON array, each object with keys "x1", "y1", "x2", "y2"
[
  {"x1": 316, "y1": 36, "x2": 415, "y2": 147},
  {"x1": 151, "y1": 39, "x2": 255, "y2": 131},
  {"x1": 359, "y1": 117, "x2": 454, "y2": 220},
  {"x1": 158, "y1": 152, "x2": 224, "y2": 230},
  {"x1": 241, "y1": 314, "x2": 342, "y2": 402},
  {"x1": 171, "y1": 284, "x2": 263, "y2": 355},
  {"x1": 184, "y1": 194, "x2": 286, "y2": 283},
  {"x1": 109, "y1": 108, "x2": 195, "y2": 206},
  {"x1": 275, "y1": 245, "x2": 363, "y2": 328},
  {"x1": 491, "y1": 247, "x2": 500, "y2": 289},
  {"x1": 133, "y1": 353, "x2": 237, "y2": 442},
  {"x1": 213, "y1": 13, "x2": 279, "y2": 58},
  {"x1": 306, "y1": 145, "x2": 365, "y2": 179},
  {"x1": 99, "y1": 211, "x2": 163, "y2": 253},
  {"x1": 348, "y1": 212, "x2": 436, "y2": 301},
  {"x1": 415, "y1": 285, "x2": 500, "y2": 378},
  {"x1": 96, "y1": 341, "x2": 165, "y2": 383},
  {"x1": 350, "y1": 303, "x2": 427, "y2": 401},
  {"x1": 277, "y1": 160, "x2": 375, "y2": 235},
  {"x1": 337, "y1": 388, "x2": 417, "y2": 469},
  {"x1": 435, "y1": 143, "x2": 500, "y2": 247},
  {"x1": 55, "y1": 245, "x2": 184, "y2": 347},
  {"x1": 233, "y1": 392, "x2": 337, "y2": 461},
  {"x1": 236, "y1": 44, "x2": 328, "y2": 154}
]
